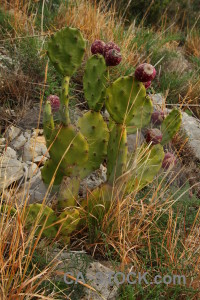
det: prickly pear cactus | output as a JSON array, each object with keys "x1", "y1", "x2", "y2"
[
  {"x1": 47, "y1": 27, "x2": 86, "y2": 77},
  {"x1": 77, "y1": 111, "x2": 109, "y2": 178},
  {"x1": 59, "y1": 208, "x2": 80, "y2": 243},
  {"x1": 40, "y1": 26, "x2": 182, "y2": 244},
  {"x1": 105, "y1": 76, "x2": 150, "y2": 125},
  {"x1": 161, "y1": 109, "x2": 182, "y2": 145},
  {"x1": 83, "y1": 54, "x2": 107, "y2": 111},
  {"x1": 25, "y1": 204, "x2": 58, "y2": 239}
]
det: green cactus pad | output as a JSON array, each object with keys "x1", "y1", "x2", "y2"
[
  {"x1": 127, "y1": 95, "x2": 153, "y2": 134},
  {"x1": 161, "y1": 109, "x2": 182, "y2": 145},
  {"x1": 25, "y1": 204, "x2": 58, "y2": 239},
  {"x1": 41, "y1": 159, "x2": 64, "y2": 186},
  {"x1": 126, "y1": 144, "x2": 164, "y2": 192},
  {"x1": 78, "y1": 111, "x2": 109, "y2": 177},
  {"x1": 58, "y1": 176, "x2": 81, "y2": 210},
  {"x1": 83, "y1": 55, "x2": 107, "y2": 111},
  {"x1": 49, "y1": 124, "x2": 89, "y2": 176},
  {"x1": 59, "y1": 208, "x2": 80, "y2": 238},
  {"x1": 47, "y1": 27, "x2": 86, "y2": 77},
  {"x1": 105, "y1": 76, "x2": 146, "y2": 125},
  {"x1": 107, "y1": 123, "x2": 128, "y2": 184},
  {"x1": 43, "y1": 101, "x2": 54, "y2": 146}
]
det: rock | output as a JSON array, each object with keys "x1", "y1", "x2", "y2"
[
  {"x1": 3, "y1": 147, "x2": 17, "y2": 159},
  {"x1": 49, "y1": 250, "x2": 118, "y2": 300},
  {"x1": 0, "y1": 156, "x2": 25, "y2": 191},
  {"x1": 16, "y1": 170, "x2": 56, "y2": 204},
  {"x1": 150, "y1": 93, "x2": 165, "y2": 108},
  {"x1": 11, "y1": 133, "x2": 27, "y2": 150},
  {"x1": 26, "y1": 162, "x2": 39, "y2": 179},
  {"x1": 34, "y1": 155, "x2": 48, "y2": 165},
  {"x1": 127, "y1": 132, "x2": 145, "y2": 152},
  {"x1": 24, "y1": 131, "x2": 31, "y2": 140},
  {"x1": 5, "y1": 126, "x2": 21, "y2": 142},
  {"x1": 22, "y1": 135, "x2": 48, "y2": 162},
  {"x1": 181, "y1": 112, "x2": 200, "y2": 160},
  {"x1": 84, "y1": 261, "x2": 118, "y2": 300}
]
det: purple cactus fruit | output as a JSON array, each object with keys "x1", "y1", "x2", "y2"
[
  {"x1": 104, "y1": 42, "x2": 120, "y2": 55},
  {"x1": 162, "y1": 152, "x2": 176, "y2": 170},
  {"x1": 145, "y1": 128, "x2": 162, "y2": 145},
  {"x1": 47, "y1": 95, "x2": 60, "y2": 112},
  {"x1": 91, "y1": 40, "x2": 105, "y2": 55},
  {"x1": 105, "y1": 49, "x2": 122, "y2": 66},
  {"x1": 135, "y1": 63, "x2": 156, "y2": 82},
  {"x1": 151, "y1": 111, "x2": 165, "y2": 125},
  {"x1": 144, "y1": 81, "x2": 151, "y2": 89}
]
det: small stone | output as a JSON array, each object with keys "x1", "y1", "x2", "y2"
[
  {"x1": 0, "y1": 156, "x2": 25, "y2": 191},
  {"x1": 11, "y1": 133, "x2": 27, "y2": 150},
  {"x1": 22, "y1": 135, "x2": 48, "y2": 162},
  {"x1": 5, "y1": 126, "x2": 21, "y2": 141},
  {"x1": 34, "y1": 155, "x2": 48, "y2": 165},
  {"x1": 26, "y1": 162, "x2": 38, "y2": 179},
  {"x1": 3, "y1": 147, "x2": 17, "y2": 159}
]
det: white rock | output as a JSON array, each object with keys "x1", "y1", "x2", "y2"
[
  {"x1": 26, "y1": 162, "x2": 39, "y2": 179},
  {"x1": 11, "y1": 133, "x2": 27, "y2": 150},
  {"x1": 0, "y1": 156, "x2": 25, "y2": 191},
  {"x1": 181, "y1": 112, "x2": 200, "y2": 160},
  {"x1": 3, "y1": 147, "x2": 17, "y2": 159},
  {"x1": 24, "y1": 131, "x2": 31, "y2": 140},
  {"x1": 150, "y1": 93, "x2": 165, "y2": 107},
  {"x1": 22, "y1": 135, "x2": 48, "y2": 162},
  {"x1": 49, "y1": 250, "x2": 118, "y2": 300},
  {"x1": 34, "y1": 155, "x2": 48, "y2": 165},
  {"x1": 5, "y1": 126, "x2": 21, "y2": 141}
]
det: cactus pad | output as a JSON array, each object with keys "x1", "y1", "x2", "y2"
[
  {"x1": 161, "y1": 109, "x2": 182, "y2": 145},
  {"x1": 58, "y1": 176, "x2": 80, "y2": 210},
  {"x1": 105, "y1": 76, "x2": 146, "y2": 125},
  {"x1": 25, "y1": 204, "x2": 58, "y2": 239},
  {"x1": 107, "y1": 123, "x2": 128, "y2": 184},
  {"x1": 59, "y1": 208, "x2": 80, "y2": 243},
  {"x1": 127, "y1": 95, "x2": 153, "y2": 134},
  {"x1": 47, "y1": 27, "x2": 86, "y2": 77},
  {"x1": 83, "y1": 55, "x2": 107, "y2": 111},
  {"x1": 49, "y1": 124, "x2": 89, "y2": 176},
  {"x1": 41, "y1": 159, "x2": 64, "y2": 186},
  {"x1": 78, "y1": 111, "x2": 109, "y2": 177}
]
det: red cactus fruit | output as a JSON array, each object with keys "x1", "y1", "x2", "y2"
[
  {"x1": 91, "y1": 40, "x2": 105, "y2": 55},
  {"x1": 151, "y1": 111, "x2": 165, "y2": 125},
  {"x1": 162, "y1": 152, "x2": 176, "y2": 170},
  {"x1": 47, "y1": 95, "x2": 60, "y2": 112},
  {"x1": 135, "y1": 63, "x2": 156, "y2": 82},
  {"x1": 104, "y1": 42, "x2": 120, "y2": 55},
  {"x1": 145, "y1": 128, "x2": 162, "y2": 145},
  {"x1": 105, "y1": 49, "x2": 122, "y2": 66},
  {"x1": 144, "y1": 81, "x2": 151, "y2": 89}
]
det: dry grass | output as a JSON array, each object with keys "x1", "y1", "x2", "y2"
[{"x1": 185, "y1": 30, "x2": 200, "y2": 58}]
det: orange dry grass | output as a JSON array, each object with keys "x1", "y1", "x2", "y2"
[
  {"x1": 185, "y1": 31, "x2": 200, "y2": 57},
  {"x1": 53, "y1": 0, "x2": 140, "y2": 70}
]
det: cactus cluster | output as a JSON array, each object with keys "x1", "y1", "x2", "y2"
[{"x1": 28, "y1": 27, "x2": 182, "y2": 243}]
